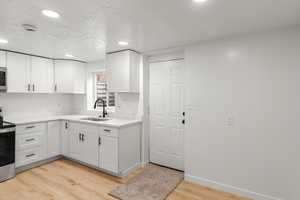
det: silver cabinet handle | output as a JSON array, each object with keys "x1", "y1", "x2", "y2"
[
  {"x1": 27, "y1": 84, "x2": 31, "y2": 91},
  {"x1": 25, "y1": 138, "x2": 35, "y2": 142},
  {"x1": 82, "y1": 134, "x2": 85, "y2": 142},
  {"x1": 26, "y1": 153, "x2": 35, "y2": 158},
  {"x1": 54, "y1": 84, "x2": 57, "y2": 92},
  {"x1": 98, "y1": 137, "x2": 101, "y2": 145},
  {"x1": 26, "y1": 126, "x2": 35, "y2": 129},
  {"x1": 32, "y1": 84, "x2": 35, "y2": 92},
  {"x1": 104, "y1": 129, "x2": 111, "y2": 133},
  {"x1": 79, "y1": 133, "x2": 81, "y2": 141}
]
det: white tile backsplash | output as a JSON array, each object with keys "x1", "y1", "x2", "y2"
[{"x1": 0, "y1": 93, "x2": 77, "y2": 119}]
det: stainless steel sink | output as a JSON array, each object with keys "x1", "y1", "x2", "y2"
[{"x1": 80, "y1": 117, "x2": 110, "y2": 122}]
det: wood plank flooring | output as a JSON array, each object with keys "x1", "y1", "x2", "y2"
[{"x1": 0, "y1": 159, "x2": 250, "y2": 200}]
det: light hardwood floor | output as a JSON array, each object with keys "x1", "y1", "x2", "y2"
[{"x1": 0, "y1": 159, "x2": 250, "y2": 200}]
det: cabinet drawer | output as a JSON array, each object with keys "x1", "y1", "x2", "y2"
[
  {"x1": 70, "y1": 122, "x2": 98, "y2": 133},
  {"x1": 16, "y1": 133, "x2": 43, "y2": 150},
  {"x1": 100, "y1": 127, "x2": 118, "y2": 137},
  {"x1": 16, "y1": 123, "x2": 46, "y2": 135},
  {"x1": 16, "y1": 148, "x2": 42, "y2": 168}
]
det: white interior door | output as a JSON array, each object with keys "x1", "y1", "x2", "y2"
[{"x1": 150, "y1": 60, "x2": 185, "y2": 171}]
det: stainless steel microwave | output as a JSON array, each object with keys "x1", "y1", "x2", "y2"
[{"x1": 0, "y1": 67, "x2": 7, "y2": 91}]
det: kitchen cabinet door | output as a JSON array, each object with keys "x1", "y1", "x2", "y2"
[
  {"x1": 61, "y1": 121, "x2": 70, "y2": 157},
  {"x1": 99, "y1": 136, "x2": 118, "y2": 173},
  {"x1": 47, "y1": 121, "x2": 61, "y2": 158},
  {"x1": 69, "y1": 123, "x2": 83, "y2": 161},
  {"x1": 6, "y1": 52, "x2": 31, "y2": 93},
  {"x1": 107, "y1": 51, "x2": 130, "y2": 92},
  {"x1": 81, "y1": 128, "x2": 99, "y2": 166},
  {"x1": 31, "y1": 57, "x2": 54, "y2": 93},
  {"x1": 0, "y1": 51, "x2": 6, "y2": 67},
  {"x1": 54, "y1": 60, "x2": 74, "y2": 93},
  {"x1": 107, "y1": 50, "x2": 139, "y2": 93},
  {"x1": 73, "y1": 62, "x2": 86, "y2": 94}
]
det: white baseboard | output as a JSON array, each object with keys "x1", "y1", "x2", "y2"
[
  {"x1": 140, "y1": 160, "x2": 149, "y2": 168},
  {"x1": 16, "y1": 155, "x2": 62, "y2": 173},
  {"x1": 121, "y1": 163, "x2": 141, "y2": 177},
  {"x1": 185, "y1": 174, "x2": 283, "y2": 200}
]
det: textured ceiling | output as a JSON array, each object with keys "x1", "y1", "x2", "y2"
[{"x1": 0, "y1": 0, "x2": 300, "y2": 61}]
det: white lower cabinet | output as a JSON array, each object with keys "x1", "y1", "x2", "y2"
[
  {"x1": 69, "y1": 122, "x2": 98, "y2": 166},
  {"x1": 69, "y1": 124, "x2": 82, "y2": 161},
  {"x1": 16, "y1": 123, "x2": 47, "y2": 168},
  {"x1": 47, "y1": 121, "x2": 61, "y2": 158},
  {"x1": 67, "y1": 123, "x2": 140, "y2": 176},
  {"x1": 15, "y1": 120, "x2": 141, "y2": 177},
  {"x1": 99, "y1": 135, "x2": 118, "y2": 173},
  {"x1": 16, "y1": 148, "x2": 43, "y2": 167},
  {"x1": 81, "y1": 126, "x2": 99, "y2": 167},
  {"x1": 61, "y1": 121, "x2": 70, "y2": 157}
]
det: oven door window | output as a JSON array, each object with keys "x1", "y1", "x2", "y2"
[
  {"x1": 0, "y1": 132, "x2": 15, "y2": 167},
  {"x1": 0, "y1": 71, "x2": 6, "y2": 86}
]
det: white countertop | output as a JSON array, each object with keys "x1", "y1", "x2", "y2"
[{"x1": 6, "y1": 115, "x2": 142, "y2": 128}]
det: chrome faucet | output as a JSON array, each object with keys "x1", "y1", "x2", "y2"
[{"x1": 94, "y1": 98, "x2": 108, "y2": 118}]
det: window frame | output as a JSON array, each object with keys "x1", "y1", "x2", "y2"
[{"x1": 93, "y1": 71, "x2": 115, "y2": 113}]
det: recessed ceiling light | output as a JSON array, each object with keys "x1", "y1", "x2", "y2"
[
  {"x1": 0, "y1": 38, "x2": 8, "y2": 44},
  {"x1": 65, "y1": 54, "x2": 74, "y2": 58},
  {"x1": 42, "y1": 10, "x2": 60, "y2": 18},
  {"x1": 193, "y1": 0, "x2": 208, "y2": 3},
  {"x1": 118, "y1": 41, "x2": 129, "y2": 46}
]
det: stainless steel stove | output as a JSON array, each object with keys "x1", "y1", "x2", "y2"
[{"x1": 0, "y1": 121, "x2": 16, "y2": 182}]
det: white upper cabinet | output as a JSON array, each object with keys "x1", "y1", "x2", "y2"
[
  {"x1": 31, "y1": 57, "x2": 54, "y2": 93},
  {"x1": 54, "y1": 60, "x2": 74, "y2": 93},
  {"x1": 0, "y1": 51, "x2": 6, "y2": 67},
  {"x1": 107, "y1": 50, "x2": 140, "y2": 93},
  {"x1": 7, "y1": 52, "x2": 31, "y2": 93},
  {"x1": 7, "y1": 52, "x2": 54, "y2": 93},
  {"x1": 6, "y1": 51, "x2": 85, "y2": 94},
  {"x1": 54, "y1": 60, "x2": 86, "y2": 94},
  {"x1": 72, "y1": 61, "x2": 86, "y2": 94}
]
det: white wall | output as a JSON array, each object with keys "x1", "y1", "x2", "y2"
[
  {"x1": 72, "y1": 60, "x2": 106, "y2": 115},
  {"x1": 0, "y1": 93, "x2": 76, "y2": 120},
  {"x1": 184, "y1": 27, "x2": 300, "y2": 200}
]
